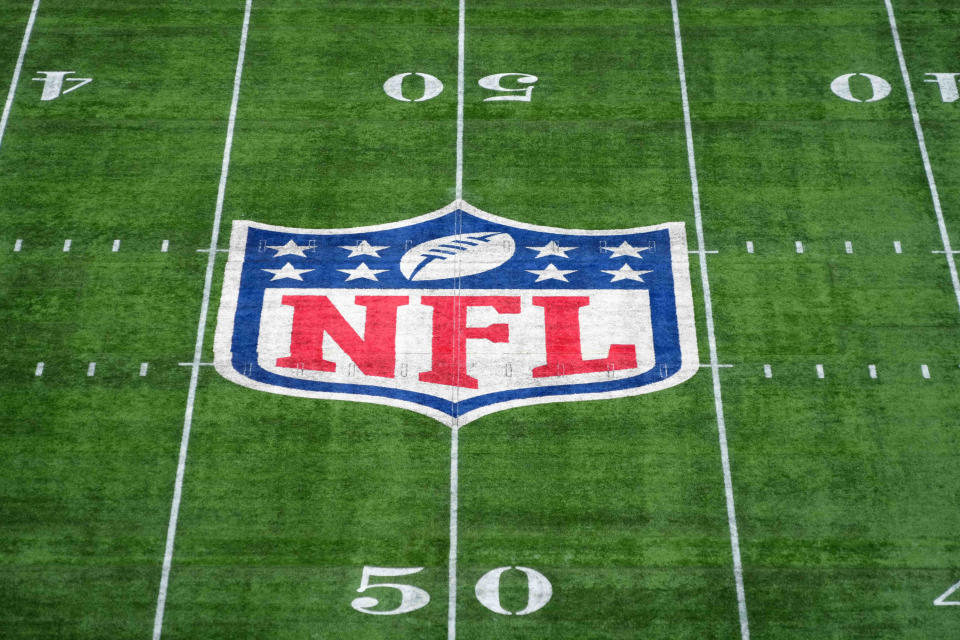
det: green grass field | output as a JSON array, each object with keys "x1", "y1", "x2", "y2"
[{"x1": 1, "y1": 1, "x2": 959, "y2": 638}]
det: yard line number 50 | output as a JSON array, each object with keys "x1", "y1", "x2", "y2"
[
  {"x1": 384, "y1": 72, "x2": 538, "y2": 102},
  {"x1": 350, "y1": 565, "x2": 553, "y2": 616}
]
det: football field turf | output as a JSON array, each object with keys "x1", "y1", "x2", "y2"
[{"x1": 1, "y1": 1, "x2": 959, "y2": 638}]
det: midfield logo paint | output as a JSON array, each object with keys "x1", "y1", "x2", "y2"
[{"x1": 214, "y1": 201, "x2": 698, "y2": 426}]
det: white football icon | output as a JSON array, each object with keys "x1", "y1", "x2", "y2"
[{"x1": 400, "y1": 232, "x2": 516, "y2": 281}]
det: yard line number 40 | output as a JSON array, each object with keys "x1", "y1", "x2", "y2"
[
  {"x1": 384, "y1": 72, "x2": 538, "y2": 102},
  {"x1": 351, "y1": 565, "x2": 553, "y2": 616}
]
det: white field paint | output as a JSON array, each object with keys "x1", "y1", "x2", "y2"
[
  {"x1": 894, "y1": 240, "x2": 902, "y2": 254},
  {"x1": 795, "y1": 240, "x2": 804, "y2": 254},
  {"x1": 934, "y1": 579, "x2": 960, "y2": 605},
  {"x1": 474, "y1": 566, "x2": 552, "y2": 615},
  {"x1": 921, "y1": 364, "x2": 930, "y2": 379},
  {"x1": 0, "y1": 0, "x2": 40, "y2": 154},
  {"x1": 845, "y1": 240, "x2": 853, "y2": 254},
  {"x1": 885, "y1": 0, "x2": 960, "y2": 313},
  {"x1": 152, "y1": 2, "x2": 253, "y2": 639},
  {"x1": 924, "y1": 73, "x2": 960, "y2": 103},
  {"x1": 454, "y1": 0, "x2": 465, "y2": 201},
  {"x1": 763, "y1": 364, "x2": 772, "y2": 378},
  {"x1": 745, "y1": 240, "x2": 754, "y2": 253},
  {"x1": 112, "y1": 239, "x2": 120, "y2": 252},
  {"x1": 63, "y1": 239, "x2": 71, "y2": 252},
  {"x1": 34, "y1": 361, "x2": 43, "y2": 376},
  {"x1": 161, "y1": 239, "x2": 169, "y2": 252},
  {"x1": 140, "y1": 362, "x2": 149, "y2": 377},
  {"x1": 869, "y1": 364, "x2": 877, "y2": 379},
  {"x1": 14, "y1": 238, "x2": 22, "y2": 251},
  {"x1": 449, "y1": 1, "x2": 466, "y2": 636},
  {"x1": 816, "y1": 364, "x2": 825, "y2": 379},
  {"x1": 670, "y1": 1, "x2": 750, "y2": 637},
  {"x1": 87, "y1": 362, "x2": 96, "y2": 377}
]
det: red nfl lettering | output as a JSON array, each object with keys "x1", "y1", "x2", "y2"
[
  {"x1": 532, "y1": 296, "x2": 637, "y2": 378},
  {"x1": 277, "y1": 295, "x2": 408, "y2": 377},
  {"x1": 419, "y1": 295, "x2": 521, "y2": 389}
]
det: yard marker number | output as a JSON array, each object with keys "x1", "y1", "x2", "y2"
[
  {"x1": 475, "y1": 566, "x2": 552, "y2": 615},
  {"x1": 351, "y1": 566, "x2": 552, "y2": 616},
  {"x1": 351, "y1": 567, "x2": 430, "y2": 615},
  {"x1": 383, "y1": 71, "x2": 538, "y2": 102}
]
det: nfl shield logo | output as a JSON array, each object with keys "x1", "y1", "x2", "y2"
[{"x1": 214, "y1": 201, "x2": 698, "y2": 426}]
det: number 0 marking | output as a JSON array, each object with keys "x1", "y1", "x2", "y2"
[
  {"x1": 474, "y1": 566, "x2": 553, "y2": 615},
  {"x1": 383, "y1": 72, "x2": 444, "y2": 102}
]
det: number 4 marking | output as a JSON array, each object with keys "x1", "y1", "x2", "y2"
[{"x1": 934, "y1": 579, "x2": 960, "y2": 606}]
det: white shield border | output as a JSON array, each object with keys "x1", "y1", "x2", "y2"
[{"x1": 213, "y1": 200, "x2": 700, "y2": 427}]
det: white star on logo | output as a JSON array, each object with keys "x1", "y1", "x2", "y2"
[
  {"x1": 603, "y1": 241, "x2": 649, "y2": 259},
  {"x1": 526, "y1": 240, "x2": 577, "y2": 259},
  {"x1": 262, "y1": 262, "x2": 314, "y2": 281},
  {"x1": 338, "y1": 262, "x2": 388, "y2": 282},
  {"x1": 265, "y1": 239, "x2": 311, "y2": 258},
  {"x1": 340, "y1": 239, "x2": 389, "y2": 258},
  {"x1": 601, "y1": 263, "x2": 652, "y2": 282},
  {"x1": 526, "y1": 263, "x2": 576, "y2": 282}
]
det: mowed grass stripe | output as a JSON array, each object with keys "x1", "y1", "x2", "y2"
[
  {"x1": 161, "y1": 2, "x2": 457, "y2": 638},
  {"x1": 683, "y1": 1, "x2": 960, "y2": 637},
  {"x1": 0, "y1": 2, "x2": 263, "y2": 638},
  {"x1": 459, "y1": 1, "x2": 741, "y2": 638}
]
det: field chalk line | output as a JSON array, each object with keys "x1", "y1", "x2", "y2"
[
  {"x1": 885, "y1": 0, "x2": 960, "y2": 313},
  {"x1": 152, "y1": 1, "x2": 253, "y2": 638},
  {"x1": 0, "y1": 0, "x2": 40, "y2": 155},
  {"x1": 670, "y1": 1, "x2": 750, "y2": 638},
  {"x1": 448, "y1": 2, "x2": 467, "y2": 637}
]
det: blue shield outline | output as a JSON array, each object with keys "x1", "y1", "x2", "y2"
[{"x1": 213, "y1": 200, "x2": 699, "y2": 426}]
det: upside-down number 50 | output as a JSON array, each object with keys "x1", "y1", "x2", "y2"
[
  {"x1": 350, "y1": 565, "x2": 552, "y2": 616},
  {"x1": 383, "y1": 72, "x2": 538, "y2": 102}
]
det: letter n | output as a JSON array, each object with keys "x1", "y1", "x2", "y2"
[{"x1": 276, "y1": 295, "x2": 408, "y2": 378}]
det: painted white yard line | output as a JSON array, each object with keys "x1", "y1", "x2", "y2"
[
  {"x1": 177, "y1": 361, "x2": 214, "y2": 367},
  {"x1": 885, "y1": 0, "x2": 960, "y2": 312},
  {"x1": 62, "y1": 239, "x2": 71, "y2": 252},
  {"x1": 921, "y1": 364, "x2": 930, "y2": 379},
  {"x1": 670, "y1": 2, "x2": 749, "y2": 638},
  {"x1": 763, "y1": 364, "x2": 772, "y2": 379},
  {"x1": 816, "y1": 364, "x2": 824, "y2": 379},
  {"x1": 87, "y1": 362, "x2": 96, "y2": 377},
  {"x1": 893, "y1": 239, "x2": 902, "y2": 254},
  {"x1": 0, "y1": 0, "x2": 40, "y2": 155},
  {"x1": 795, "y1": 240, "x2": 804, "y2": 254},
  {"x1": 140, "y1": 362, "x2": 149, "y2": 377},
  {"x1": 868, "y1": 364, "x2": 877, "y2": 379},
  {"x1": 14, "y1": 238, "x2": 22, "y2": 251},
  {"x1": 34, "y1": 361, "x2": 43, "y2": 376},
  {"x1": 161, "y1": 239, "x2": 169, "y2": 253},
  {"x1": 454, "y1": 0, "x2": 465, "y2": 201},
  {"x1": 845, "y1": 240, "x2": 853, "y2": 254},
  {"x1": 152, "y1": 2, "x2": 253, "y2": 638},
  {"x1": 745, "y1": 240, "x2": 754, "y2": 254},
  {"x1": 448, "y1": 2, "x2": 467, "y2": 637},
  {"x1": 112, "y1": 239, "x2": 120, "y2": 252},
  {"x1": 447, "y1": 425, "x2": 459, "y2": 640}
]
